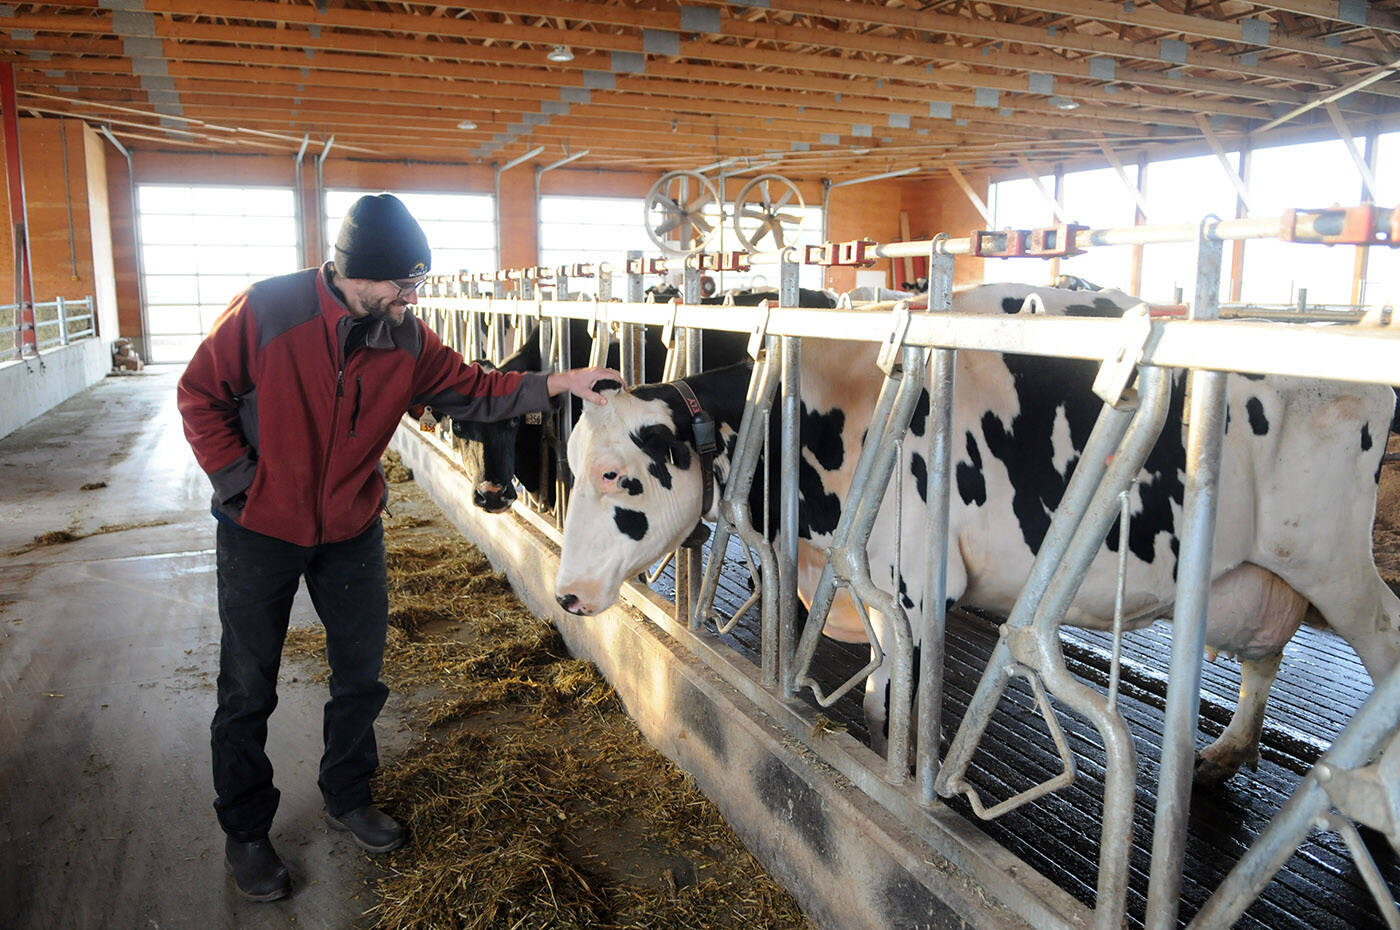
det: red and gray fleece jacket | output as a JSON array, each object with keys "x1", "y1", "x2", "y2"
[{"x1": 177, "y1": 265, "x2": 549, "y2": 546}]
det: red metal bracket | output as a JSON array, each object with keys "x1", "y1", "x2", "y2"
[
  {"x1": 626, "y1": 258, "x2": 646, "y2": 276},
  {"x1": 716, "y1": 250, "x2": 751, "y2": 272},
  {"x1": 1279, "y1": 205, "x2": 1400, "y2": 247},
  {"x1": 804, "y1": 239, "x2": 877, "y2": 267},
  {"x1": 970, "y1": 229, "x2": 1027, "y2": 259},
  {"x1": 1025, "y1": 223, "x2": 1086, "y2": 258},
  {"x1": 647, "y1": 257, "x2": 670, "y2": 275},
  {"x1": 568, "y1": 263, "x2": 595, "y2": 278}
]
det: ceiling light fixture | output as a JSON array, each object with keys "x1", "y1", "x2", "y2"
[
  {"x1": 547, "y1": 45, "x2": 574, "y2": 63},
  {"x1": 1049, "y1": 95, "x2": 1080, "y2": 111},
  {"x1": 457, "y1": 119, "x2": 478, "y2": 130}
]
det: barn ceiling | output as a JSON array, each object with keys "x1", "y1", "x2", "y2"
[{"x1": 3, "y1": 0, "x2": 1400, "y2": 180}]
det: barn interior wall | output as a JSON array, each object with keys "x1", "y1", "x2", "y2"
[
  {"x1": 898, "y1": 172, "x2": 991, "y2": 288},
  {"x1": 0, "y1": 117, "x2": 100, "y2": 324},
  {"x1": 81, "y1": 125, "x2": 120, "y2": 345},
  {"x1": 97, "y1": 142, "x2": 992, "y2": 347}
]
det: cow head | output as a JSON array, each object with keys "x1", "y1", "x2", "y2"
[
  {"x1": 453, "y1": 413, "x2": 523, "y2": 513},
  {"x1": 555, "y1": 381, "x2": 706, "y2": 615}
]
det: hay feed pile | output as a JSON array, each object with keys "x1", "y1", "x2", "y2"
[{"x1": 283, "y1": 460, "x2": 811, "y2": 930}]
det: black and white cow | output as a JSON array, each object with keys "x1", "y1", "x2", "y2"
[
  {"x1": 452, "y1": 288, "x2": 835, "y2": 513},
  {"x1": 553, "y1": 283, "x2": 1400, "y2": 785}
]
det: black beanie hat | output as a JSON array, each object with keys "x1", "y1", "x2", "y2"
[{"x1": 333, "y1": 193, "x2": 431, "y2": 280}]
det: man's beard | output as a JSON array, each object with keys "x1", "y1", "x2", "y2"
[{"x1": 366, "y1": 300, "x2": 409, "y2": 326}]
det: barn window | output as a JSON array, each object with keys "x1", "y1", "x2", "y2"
[
  {"x1": 1238, "y1": 137, "x2": 1368, "y2": 307},
  {"x1": 697, "y1": 201, "x2": 826, "y2": 292},
  {"x1": 1362, "y1": 131, "x2": 1400, "y2": 308},
  {"x1": 987, "y1": 167, "x2": 1138, "y2": 291},
  {"x1": 136, "y1": 184, "x2": 298, "y2": 364},
  {"x1": 538, "y1": 195, "x2": 653, "y2": 277},
  {"x1": 1137, "y1": 152, "x2": 1239, "y2": 303},
  {"x1": 324, "y1": 190, "x2": 496, "y2": 279}
]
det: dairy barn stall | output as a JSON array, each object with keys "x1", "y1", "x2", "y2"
[{"x1": 3, "y1": 1, "x2": 1400, "y2": 929}]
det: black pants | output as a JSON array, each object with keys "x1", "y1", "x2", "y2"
[{"x1": 211, "y1": 518, "x2": 389, "y2": 842}]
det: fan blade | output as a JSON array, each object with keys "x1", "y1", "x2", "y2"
[{"x1": 655, "y1": 216, "x2": 680, "y2": 236}]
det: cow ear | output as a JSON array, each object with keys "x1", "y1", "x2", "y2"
[
  {"x1": 636, "y1": 424, "x2": 692, "y2": 470},
  {"x1": 592, "y1": 378, "x2": 624, "y2": 394}
]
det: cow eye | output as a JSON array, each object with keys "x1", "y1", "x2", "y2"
[{"x1": 602, "y1": 471, "x2": 617, "y2": 480}]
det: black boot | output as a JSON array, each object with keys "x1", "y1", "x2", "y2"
[
  {"x1": 324, "y1": 806, "x2": 406, "y2": 853},
  {"x1": 224, "y1": 836, "x2": 291, "y2": 902}
]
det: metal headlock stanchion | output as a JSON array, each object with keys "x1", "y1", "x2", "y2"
[{"x1": 414, "y1": 201, "x2": 1400, "y2": 930}]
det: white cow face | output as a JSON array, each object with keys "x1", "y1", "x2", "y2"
[{"x1": 554, "y1": 387, "x2": 705, "y2": 615}]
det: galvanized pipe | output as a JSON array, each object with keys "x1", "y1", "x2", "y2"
[
  {"x1": 916, "y1": 244, "x2": 957, "y2": 804},
  {"x1": 1019, "y1": 365, "x2": 1173, "y2": 930},
  {"x1": 778, "y1": 331, "x2": 802, "y2": 698},
  {"x1": 937, "y1": 390, "x2": 1140, "y2": 797},
  {"x1": 1145, "y1": 224, "x2": 1228, "y2": 930},
  {"x1": 693, "y1": 343, "x2": 781, "y2": 647},
  {"x1": 1190, "y1": 657, "x2": 1400, "y2": 929}
]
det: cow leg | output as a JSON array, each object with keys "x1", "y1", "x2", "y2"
[
  {"x1": 1196, "y1": 652, "x2": 1283, "y2": 788},
  {"x1": 865, "y1": 647, "x2": 892, "y2": 757},
  {"x1": 1301, "y1": 571, "x2": 1400, "y2": 682},
  {"x1": 1192, "y1": 564, "x2": 1308, "y2": 787}
]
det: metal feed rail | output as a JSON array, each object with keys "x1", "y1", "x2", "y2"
[
  {"x1": 1, "y1": 296, "x2": 95, "y2": 362},
  {"x1": 417, "y1": 204, "x2": 1400, "y2": 930}
]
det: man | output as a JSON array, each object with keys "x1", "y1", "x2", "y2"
[{"x1": 177, "y1": 193, "x2": 618, "y2": 902}]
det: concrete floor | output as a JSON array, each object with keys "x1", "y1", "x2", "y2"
[{"x1": 0, "y1": 366, "x2": 409, "y2": 929}]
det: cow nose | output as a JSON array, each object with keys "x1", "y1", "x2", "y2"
[
  {"x1": 556, "y1": 593, "x2": 586, "y2": 615},
  {"x1": 473, "y1": 483, "x2": 516, "y2": 513}
]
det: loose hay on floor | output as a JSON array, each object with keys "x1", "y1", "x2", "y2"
[{"x1": 281, "y1": 464, "x2": 810, "y2": 930}]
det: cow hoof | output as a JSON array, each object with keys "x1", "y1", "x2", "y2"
[{"x1": 1193, "y1": 751, "x2": 1241, "y2": 790}]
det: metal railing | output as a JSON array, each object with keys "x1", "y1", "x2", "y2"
[
  {"x1": 2, "y1": 295, "x2": 96, "y2": 362},
  {"x1": 414, "y1": 204, "x2": 1400, "y2": 930}
]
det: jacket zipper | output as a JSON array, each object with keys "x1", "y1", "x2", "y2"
[
  {"x1": 349, "y1": 375, "x2": 363, "y2": 438},
  {"x1": 314, "y1": 365, "x2": 346, "y2": 545}
]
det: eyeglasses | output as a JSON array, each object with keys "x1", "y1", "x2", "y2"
[{"x1": 387, "y1": 277, "x2": 427, "y2": 299}]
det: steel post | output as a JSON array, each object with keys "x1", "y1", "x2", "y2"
[
  {"x1": 1145, "y1": 222, "x2": 1227, "y2": 930},
  {"x1": 917, "y1": 243, "x2": 957, "y2": 804},
  {"x1": 680, "y1": 266, "x2": 704, "y2": 629}
]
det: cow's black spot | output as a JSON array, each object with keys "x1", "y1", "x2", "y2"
[
  {"x1": 910, "y1": 452, "x2": 928, "y2": 502},
  {"x1": 1239, "y1": 371, "x2": 1266, "y2": 381},
  {"x1": 1245, "y1": 397, "x2": 1270, "y2": 435},
  {"x1": 798, "y1": 460, "x2": 841, "y2": 538},
  {"x1": 673, "y1": 678, "x2": 727, "y2": 762},
  {"x1": 956, "y1": 430, "x2": 987, "y2": 507},
  {"x1": 1001, "y1": 296, "x2": 1022, "y2": 314},
  {"x1": 1105, "y1": 372, "x2": 1188, "y2": 564},
  {"x1": 592, "y1": 377, "x2": 623, "y2": 392},
  {"x1": 1170, "y1": 535, "x2": 1181, "y2": 581},
  {"x1": 620, "y1": 476, "x2": 644, "y2": 496},
  {"x1": 1063, "y1": 297, "x2": 1128, "y2": 317},
  {"x1": 983, "y1": 356, "x2": 1185, "y2": 558},
  {"x1": 1362, "y1": 422, "x2": 1373, "y2": 452},
  {"x1": 801, "y1": 404, "x2": 845, "y2": 471},
  {"x1": 753, "y1": 757, "x2": 832, "y2": 863},
  {"x1": 646, "y1": 461, "x2": 672, "y2": 489},
  {"x1": 909, "y1": 389, "x2": 930, "y2": 437},
  {"x1": 879, "y1": 873, "x2": 964, "y2": 930},
  {"x1": 613, "y1": 507, "x2": 648, "y2": 541}
]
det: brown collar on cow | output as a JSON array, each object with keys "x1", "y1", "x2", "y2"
[{"x1": 669, "y1": 380, "x2": 718, "y2": 515}]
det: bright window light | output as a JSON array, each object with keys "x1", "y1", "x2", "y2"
[
  {"x1": 538, "y1": 196, "x2": 654, "y2": 277},
  {"x1": 137, "y1": 184, "x2": 297, "y2": 363},
  {"x1": 325, "y1": 190, "x2": 496, "y2": 279},
  {"x1": 1363, "y1": 131, "x2": 1400, "y2": 309},
  {"x1": 1138, "y1": 152, "x2": 1238, "y2": 303},
  {"x1": 1239, "y1": 137, "x2": 1368, "y2": 306}
]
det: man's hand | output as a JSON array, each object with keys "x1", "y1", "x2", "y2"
[{"x1": 546, "y1": 367, "x2": 625, "y2": 405}]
